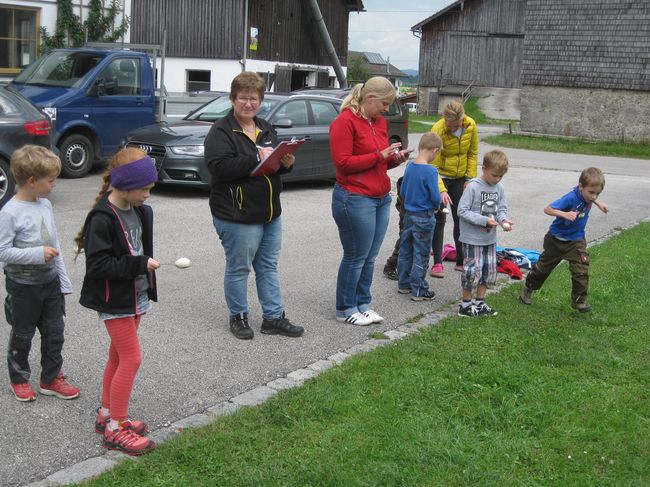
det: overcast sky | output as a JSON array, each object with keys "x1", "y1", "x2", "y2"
[{"x1": 348, "y1": 0, "x2": 455, "y2": 71}]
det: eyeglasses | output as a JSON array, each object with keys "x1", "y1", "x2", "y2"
[{"x1": 235, "y1": 96, "x2": 260, "y2": 105}]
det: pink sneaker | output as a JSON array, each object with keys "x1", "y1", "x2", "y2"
[
  {"x1": 39, "y1": 372, "x2": 80, "y2": 400},
  {"x1": 10, "y1": 382, "x2": 37, "y2": 402},
  {"x1": 95, "y1": 408, "x2": 149, "y2": 435},
  {"x1": 429, "y1": 263, "x2": 444, "y2": 278},
  {"x1": 103, "y1": 424, "x2": 156, "y2": 456}
]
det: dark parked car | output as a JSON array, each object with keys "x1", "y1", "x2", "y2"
[
  {"x1": 290, "y1": 87, "x2": 409, "y2": 150},
  {"x1": 125, "y1": 93, "x2": 344, "y2": 187},
  {"x1": 0, "y1": 85, "x2": 52, "y2": 208}
]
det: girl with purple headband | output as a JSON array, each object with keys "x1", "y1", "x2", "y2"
[{"x1": 74, "y1": 147, "x2": 159, "y2": 456}]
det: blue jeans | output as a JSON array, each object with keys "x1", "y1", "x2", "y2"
[
  {"x1": 397, "y1": 210, "x2": 436, "y2": 297},
  {"x1": 212, "y1": 216, "x2": 283, "y2": 320},
  {"x1": 331, "y1": 184, "x2": 391, "y2": 318}
]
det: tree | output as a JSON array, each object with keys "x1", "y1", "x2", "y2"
[
  {"x1": 40, "y1": 0, "x2": 130, "y2": 54},
  {"x1": 346, "y1": 57, "x2": 371, "y2": 84}
]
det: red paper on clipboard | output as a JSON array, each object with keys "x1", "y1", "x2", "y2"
[{"x1": 250, "y1": 138, "x2": 306, "y2": 177}]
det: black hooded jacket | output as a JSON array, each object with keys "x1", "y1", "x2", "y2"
[
  {"x1": 204, "y1": 109, "x2": 290, "y2": 224},
  {"x1": 79, "y1": 194, "x2": 157, "y2": 314}
]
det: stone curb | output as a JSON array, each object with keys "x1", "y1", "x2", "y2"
[{"x1": 25, "y1": 274, "x2": 525, "y2": 487}]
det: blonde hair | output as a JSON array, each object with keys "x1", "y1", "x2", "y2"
[
  {"x1": 483, "y1": 150, "x2": 509, "y2": 175},
  {"x1": 10, "y1": 145, "x2": 61, "y2": 185},
  {"x1": 418, "y1": 132, "x2": 443, "y2": 152},
  {"x1": 74, "y1": 147, "x2": 148, "y2": 257},
  {"x1": 443, "y1": 99, "x2": 465, "y2": 122},
  {"x1": 230, "y1": 71, "x2": 266, "y2": 101},
  {"x1": 579, "y1": 167, "x2": 605, "y2": 190},
  {"x1": 340, "y1": 77, "x2": 396, "y2": 115}
]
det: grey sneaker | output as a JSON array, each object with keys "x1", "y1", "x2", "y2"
[
  {"x1": 571, "y1": 302, "x2": 592, "y2": 313},
  {"x1": 519, "y1": 284, "x2": 533, "y2": 305},
  {"x1": 411, "y1": 289, "x2": 435, "y2": 301},
  {"x1": 458, "y1": 304, "x2": 479, "y2": 317},
  {"x1": 229, "y1": 313, "x2": 254, "y2": 340},
  {"x1": 476, "y1": 301, "x2": 498, "y2": 316}
]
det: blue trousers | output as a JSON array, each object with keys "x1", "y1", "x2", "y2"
[{"x1": 397, "y1": 210, "x2": 436, "y2": 297}]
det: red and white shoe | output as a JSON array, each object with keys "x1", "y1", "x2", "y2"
[
  {"x1": 10, "y1": 382, "x2": 37, "y2": 402},
  {"x1": 103, "y1": 424, "x2": 156, "y2": 456},
  {"x1": 39, "y1": 372, "x2": 80, "y2": 400},
  {"x1": 95, "y1": 408, "x2": 149, "y2": 435}
]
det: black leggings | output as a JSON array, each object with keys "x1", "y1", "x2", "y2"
[{"x1": 432, "y1": 177, "x2": 466, "y2": 266}]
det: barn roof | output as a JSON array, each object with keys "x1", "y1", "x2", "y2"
[
  {"x1": 411, "y1": 0, "x2": 472, "y2": 31},
  {"x1": 348, "y1": 51, "x2": 408, "y2": 78}
]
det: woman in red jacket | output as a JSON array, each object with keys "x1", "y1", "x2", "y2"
[{"x1": 329, "y1": 77, "x2": 410, "y2": 326}]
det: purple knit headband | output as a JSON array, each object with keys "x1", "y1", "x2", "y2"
[{"x1": 110, "y1": 156, "x2": 158, "y2": 190}]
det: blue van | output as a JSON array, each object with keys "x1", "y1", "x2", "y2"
[{"x1": 10, "y1": 48, "x2": 157, "y2": 177}]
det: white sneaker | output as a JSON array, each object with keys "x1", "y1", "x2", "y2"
[
  {"x1": 336, "y1": 311, "x2": 373, "y2": 326},
  {"x1": 362, "y1": 309, "x2": 384, "y2": 323}
]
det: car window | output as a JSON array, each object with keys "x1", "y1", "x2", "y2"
[
  {"x1": 310, "y1": 100, "x2": 339, "y2": 126},
  {"x1": 189, "y1": 96, "x2": 280, "y2": 122},
  {"x1": 97, "y1": 58, "x2": 141, "y2": 96},
  {"x1": 385, "y1": 100, "x2": 401, "y2": 117},
  {"x1": 270, "y1": 100, "x2": 308, "y2": 127},
  {"x1": 13, "y1": 51, "x2": 103, "y2": 88},
  {"x1": 0, "y1": 92, "x2": 20, "y2": 115}
]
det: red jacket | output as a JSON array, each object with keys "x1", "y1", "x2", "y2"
[{"x1": 329, "y1": 108, "x2": 400, "y2": 197}]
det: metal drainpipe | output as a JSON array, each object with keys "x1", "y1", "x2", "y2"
[
  {"x1": 307, "y1": 0, "x2": 347, "y2": 88},
  {"x1": 242, "y1": 0, "x2": 248, "y2": 72}
]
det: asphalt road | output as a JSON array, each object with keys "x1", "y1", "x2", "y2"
[{"x1": 1, "y1": 133, "x2": 649, "y2": 486}]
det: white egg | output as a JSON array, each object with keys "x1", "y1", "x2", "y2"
[
  {"x1": 502, "y1": 222, "x2": 511, "y2": 230},
  {"x1": 174, "y1": 257, "x2": 192, "y2": 269}
]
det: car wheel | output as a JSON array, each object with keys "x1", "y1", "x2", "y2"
[
  {"x1": 59, "y1": 134, "x2": 94, "y2": 178},
  {"x1": 0, "y1": 158, "x2": 16, "y2": 209}
]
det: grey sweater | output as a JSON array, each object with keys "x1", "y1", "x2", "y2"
[
  {"x1": 0, "y1": 197, "x2": 72, "y2": 292},
  {"x1": 458, "y1": 177, "x2": 508, "y2": 246}
]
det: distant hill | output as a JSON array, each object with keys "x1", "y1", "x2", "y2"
[{"x1": 401, "y1": 69, "x2": 418, "y2": 86}]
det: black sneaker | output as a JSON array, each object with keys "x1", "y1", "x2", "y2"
[
  {"x1": 261, "y1": 312, "x2": 304, "y2": 337},
  {"x1": 411, "y1": 289, "x2": 435, "y2": 301},
  {"x1": 476, "y1": 302, "x2": 498, "y2": 316},
  {"x1": 457, "y1": 304, "x2": 479, "y2": 317},
  {"x1": 383, "y1": 267, "x2": 398, "y2": 281},
  {"x1": 229, "y1": 313, "x2": 254, "y2": 340}
]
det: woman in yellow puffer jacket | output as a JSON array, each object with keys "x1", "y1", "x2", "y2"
[{"x1": 428, "y1": 100, "x2": 478, "y2": 278}]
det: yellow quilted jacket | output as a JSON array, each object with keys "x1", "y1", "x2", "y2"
[{"x1": 430, "y1": 116, "x2": 479, "y2": 192}]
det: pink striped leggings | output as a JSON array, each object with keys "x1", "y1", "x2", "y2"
[{"x1": 102, "y1": 315, "x2": 142, "y2": 422}]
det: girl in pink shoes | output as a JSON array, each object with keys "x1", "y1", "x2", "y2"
[{"x1": 75, "y1": 148, "x2": 159, "y2": 456}]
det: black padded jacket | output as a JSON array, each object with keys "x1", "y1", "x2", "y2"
[
  {"x1": 79, "y1": 195, "x2": 157, "y2": 314},
  {"x1": 204, "y1": 109, "x2": 290, "y2": 224}
]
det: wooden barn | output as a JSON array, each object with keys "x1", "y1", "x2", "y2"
[
  {"x1": 411, "y1": 0, "x2": 526, "y2": 115},
  {"x1": 520, "y1": 0, "x2": 650, "y2": 141},
  {"x1": 130, "y1": 0, "x2": 363, "y2": 92}
]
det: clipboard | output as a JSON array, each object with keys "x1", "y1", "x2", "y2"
[{"x1": 250, "y1": 138, "x2": 306, "y2": 177}]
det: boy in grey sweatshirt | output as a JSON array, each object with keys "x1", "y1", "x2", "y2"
[
  {"x1": 457, "y1": 150, "x2": 513, "y2": 317},
  {"x1": 0, "y1": 145, "x2": 79, "y2": 401}
]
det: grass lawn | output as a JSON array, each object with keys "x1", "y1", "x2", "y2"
[
  {"x1": 83, "y1": 223, "x2": 650, "y2": 486},
  {"x1": 484, "y1": 134, "x2": 650, "y2": 160}
]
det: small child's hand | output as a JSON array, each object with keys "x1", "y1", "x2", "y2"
[
  {"x1": 563, "y1": 210, "x2": 578, "y2": 222},
  {"x1": 486, "y1": 217, "x2": 498, "y2": 228},
  {"x1": 147, "y1": 258, "x2": 160, "y2": 271},
  {"x1": 501, "y1": 220, "x2": 513, "y2": 231},
  {"x1": 43, "y1": 246, "x2": 59, "y2": 262},
  {"x1": 599, "y1": 202, "x2": 609, "y2": 214}
]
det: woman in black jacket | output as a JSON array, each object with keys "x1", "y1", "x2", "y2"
[{"x1": 204, "y1": 71, "x2": 304, "y2": 340}]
